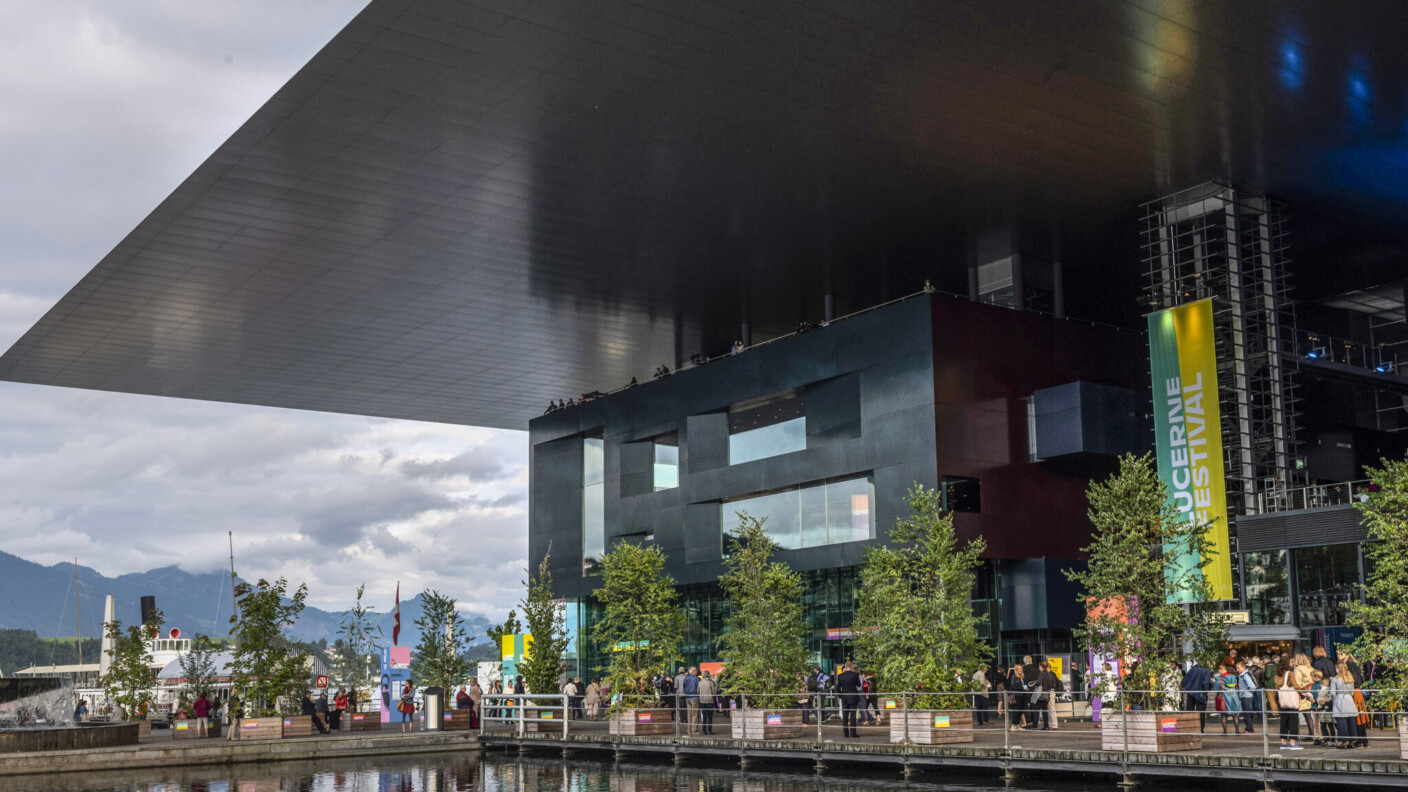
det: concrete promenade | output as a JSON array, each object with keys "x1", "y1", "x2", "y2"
[
  {"x1": 0, "y1": 726, "x2": 479, "y2": 778},
  {"x1": 482, "y1": 715, "x2": 1408, "y2": 789}
]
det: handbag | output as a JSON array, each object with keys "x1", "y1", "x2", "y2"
[
  {"x1": 1215, "y1": 694, "x2": 1227, "y2": 712},
  {"x1": 1277, "y1": 673, "x2": 1300, "y2": 710}
]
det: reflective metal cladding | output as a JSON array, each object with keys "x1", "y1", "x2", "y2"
[{"x1": 3, "y1": 0, "x2": 1406, "y2": 428}]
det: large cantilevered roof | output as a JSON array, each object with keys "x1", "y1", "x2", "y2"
[{"x1": 5, "y1": 0, "x2": 1408, "y2": 428}]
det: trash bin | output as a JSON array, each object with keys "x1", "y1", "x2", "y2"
[{"x1": 422, "y1": 687, "x2": 444, "y2": 731}]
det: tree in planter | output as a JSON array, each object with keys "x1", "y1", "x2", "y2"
[
  {"x1": 100, "y1": 609, "x2": 163, "y2": 719},
  {"x1": 229, "y1": 578, "x2": 311, "y2": 716},
  {"x1": 338, "y1": 584, "x2": 382, "y2": 706},
  {"x1": 592, "y1": 541, "x2": 684, "y2": 709},
  {"x1": 855, "y1": 485, "x2": 990, "y2": 709},
  {"x1": 717, "y1": 514, "x2": 809, "y2": 704},
  {"x1": 177, "y1": 634, "x2": 221, "y2": 703},
  {"x1": 410, "y1": 589, "x2": 476, "y2": 692},
  {"x1": 1346, "y1": 457, "x2": 1408, "y2": 712},
  {"x1": 518, "y1": 549, "x2": 570, "y2": 698},
  {"x1": 1065, "y1": 453, "x2": 1227, "y2": 709}
]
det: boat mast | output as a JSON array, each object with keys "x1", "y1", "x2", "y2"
[{"x1": 74, "y1": 558, "x2": 82, "y2": 666}]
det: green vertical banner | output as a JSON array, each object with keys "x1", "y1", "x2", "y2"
[{"x1": 1148, "y1": 299, "x2": 1232, "y2": 601}]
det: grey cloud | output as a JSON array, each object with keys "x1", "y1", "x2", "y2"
[{"x1": 400, "y1": 446, "x2": 508, "y2": 483}]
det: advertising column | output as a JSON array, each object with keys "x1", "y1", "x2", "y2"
[{"x1": 1147, "y1": 298, "x2": 1233, "y2": 601}]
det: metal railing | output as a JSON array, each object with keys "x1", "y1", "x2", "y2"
[
  {"x1": 1293, "y1": 329, "x2": 1404, "y2": 376},
  {"x1": 479, "y1": 687, "x2": 1407, "y2": 779},
  {"x1": 1256, "y1": 479, "x2": 1371, "y2": 513}
]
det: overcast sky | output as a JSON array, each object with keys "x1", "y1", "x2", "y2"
[{"x1": 0, "y1": 0, "x2": 529, "y2": 618}]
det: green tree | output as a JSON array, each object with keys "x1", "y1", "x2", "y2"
[
  {"x1": 100, "y1": 609, "x2": 163, "y2": 719},
  {"x1": 518, "y1": 550, "x2": 570, "y2": 697},
  {"x1": 486, "y1": 609, "x2": 521, "y2": 649},
  {"x1": 1065, "y1": 453, "x2": 1227, "y2": 708},
  {"x1": 410, "y1": 589, "x2": 475, "y2": 692},
  {"x1": 177, "y1": 634, "x2": 221, "y2": 701},
  {"x1": 855, "y1": 485, "x2": 990, "y2": 708},
  {"x1": 1346, "y1": 457, "x2": 1408, "y2": 710},
  {"x1": 717, "y1": 514, "x2": 809, "y2": 702},
  {"x1": 338, "y1": 584, "x2": 382, "y2": 702},
  {"x1": 229, "y1": 578, "x2": 311, "y2": 716},
  {"x1": 592, "y1": 541, "x2": 683, "y2": 708}
]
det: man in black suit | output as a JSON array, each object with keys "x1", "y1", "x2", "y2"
[
  {"x1": 1180, "y1": 659, "x2": 1213, "y2": 732},
  {"x1": 836, "y1": 662, "x2": 863, "y2": 738}
]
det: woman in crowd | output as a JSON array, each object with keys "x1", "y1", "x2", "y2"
[
  {"x1": 1006, "y1": 663, "x2": 1028, "y2": 730},
  {"x1": 1274, "y1": 665, "x2": 1302, "y2": 750},
  {"x1": 1330, "y1": 661, "x2": 1358, "y2": 748},
  {"x1": 585, "y1": 678, "x2": 602, "y2": 720},
  {"x1": 1216, "y1": 663, "x2": 1242, "y2": 734},
  {"x1": 398, "y1": 684, "x2": 416, "y2": 734}
]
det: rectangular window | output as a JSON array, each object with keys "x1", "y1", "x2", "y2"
[
  {"x1": 1242, "y1": 550, "x2": 1290, "y2": 625},
  {"x1": 653, "y1": 433, "x2": 679, "y2": 491},
  {"x1": 1294, "y1": 544, "x2": 1360, "y2": 626},
  {"x1": 722, "y1": 475, "x2": 873, "y2": 552},
  {"x1": 941, "y1": 475, "x2": 981, "y2": 513},
  {"x1": 583, "y1": 436, "x2": 604, "y2": 576},
  {"x1": 728, "y1": 391, "x2": 805, "y2": 464}
]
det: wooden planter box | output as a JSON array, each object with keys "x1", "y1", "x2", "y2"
[
  {"x1": 1101, "y1": 712, "x2": 1202, "y2": 752},
  {"x1": 732, "y1": 708, "x2": 807, "y2": 740},
  {"x1": 342, "y1": 711, "x2": 381, "y2": 731},
  {"x1": 281, "y1": 715, "x2": 316, "y2": 737},
  {"x1": 890, "y1": 710, "x2": 973, "y2": 744},
  {"x1": 609, "y1": 708, "x2": 674, "y2": 736},
  {"x1": 235, "y1": 717, "x2": 284, "y2": 740},
  {"x1": 136, "y1": 721, "x2": 152, "y2": 740},
  {"x1": 1399, "y1": 720, "x2": 1407, "y2": 760},
  {"x1": 171, "y1": 719, "x2": 222, "y2": 738},
  {"x1": 522, "y1": 707, "x2": 563, "y2": 733},
  {"x1": 442, "y1": 710, "x2": 475, "y2": 731}
]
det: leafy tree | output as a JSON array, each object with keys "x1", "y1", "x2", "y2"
[
  {"x1": 518, "y1": 549, "x2": 570, "y2": 697},
  {"x1": 177, "y1": 634, "x2": 221, "y2": 701},
  {"x1": 855, "y1": 485, "x2": 990, "y2": 708},
  {"x1": 1065, "y1": 453, "x2": 1227, "y2": 709},
  {"x1": 338, "y1": 583, "x2": 382, "y2": 702},
  {"x1": 1346, "y1": 457, "x2": 1408, "y2": 710},
  {"x1": 592, "y1": 541, "x2": 683, "y2": 708},
  {"x1": 486, "y1": 609, "x2": 522, "y2": 650},
  {"x1": 717, "y1": 514, "x2": 809, "y2": 703},
  {"x1": 410, "y1": 589, "x2": 475, "y2": 692},
  {"x1": 229, "y1": 578, "x2": 311, "y2": 716},
  {"x1": 100, "y1": 609, "x2": 163, "y2": 719}
]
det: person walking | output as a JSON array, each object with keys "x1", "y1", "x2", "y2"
[
  {"x1": 192, "y1": 692, "x2": 212, "y2": 738},
  {"x1": 682, "y1": 666, "x2": 701, "y2": 734},
  {"x1": 697, "y1": 671, "x2": 718, "y2": 735},
  {"x1": 836, "y1": 661, "x2": 862, "y2": 738}
]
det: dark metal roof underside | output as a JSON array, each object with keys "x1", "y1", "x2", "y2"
[{"x1": 4, "y1": 0, "x2": 1408, "y2": 428}]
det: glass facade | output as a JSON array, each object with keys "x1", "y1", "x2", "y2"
[
  {"x1": 721, "y1": 475, "x2": 874, "y2": 552},
  {"x1": 582, "y1": 437, "x2": 604, "y2": 575},
  {"x1": 1242, "y1": 550, "x2": 1291, "y2": 624},
  {"x1": 728, "y1": 391, "x2": 806, "y2": 464},
  {"x1": 653, "y1": 433, "x2": 678, "y2": 490},
  {"x1": 1294, "y1": 543, "x2": 1360, "y2": 627}
]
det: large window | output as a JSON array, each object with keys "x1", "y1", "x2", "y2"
[
  {"x1": 722, "y1": 475, "x2": 873, "y2": 552},
  {"x1": 941, "y1": 475, "x2": 981, "y2": 513},
  {"x1": 728, "y1": 391, "x2": 805, "y2": 465},
  {"x1": 1242, "y1": 550, "x2": 1290, "y2": 624},
  {"x1": 582, "y1": 436, "x2": 604, "y2": 576},
  {"x1": 653, "y1": 433, "x2": 678, "y2": 491},
  {"x1": 1294, "y1": 544, "x2": 1360, "y2": 627}
]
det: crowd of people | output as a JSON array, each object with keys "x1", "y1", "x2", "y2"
[{"x1": 1176, "y1": 647, "x2": 1376, "y2": 750}]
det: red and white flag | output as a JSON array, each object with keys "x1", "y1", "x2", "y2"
[{"x1": 392, "y1": 582, "x2": 400, "y2": 646}]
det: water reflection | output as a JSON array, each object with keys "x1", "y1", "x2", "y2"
[{"x1": 5, "y1": 751, "x2": 1230, "y2": 792}]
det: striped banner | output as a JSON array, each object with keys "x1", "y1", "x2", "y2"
[{"x1": 1148, "y1": 299, "x2": 1232, "y2": 601}]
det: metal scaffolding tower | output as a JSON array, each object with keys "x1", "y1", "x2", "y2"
[{"x1": 1141, "y1": 181, "x2": 1303, "y2": 535}]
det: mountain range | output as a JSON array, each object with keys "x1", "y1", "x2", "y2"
[{"x1": 0, "y1": 550, "x2": 500, "y2": 650}]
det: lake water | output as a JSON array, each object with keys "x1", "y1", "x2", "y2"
[{"x1": 2, "y1": 750, "x2": 1249, "y2": 792}]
